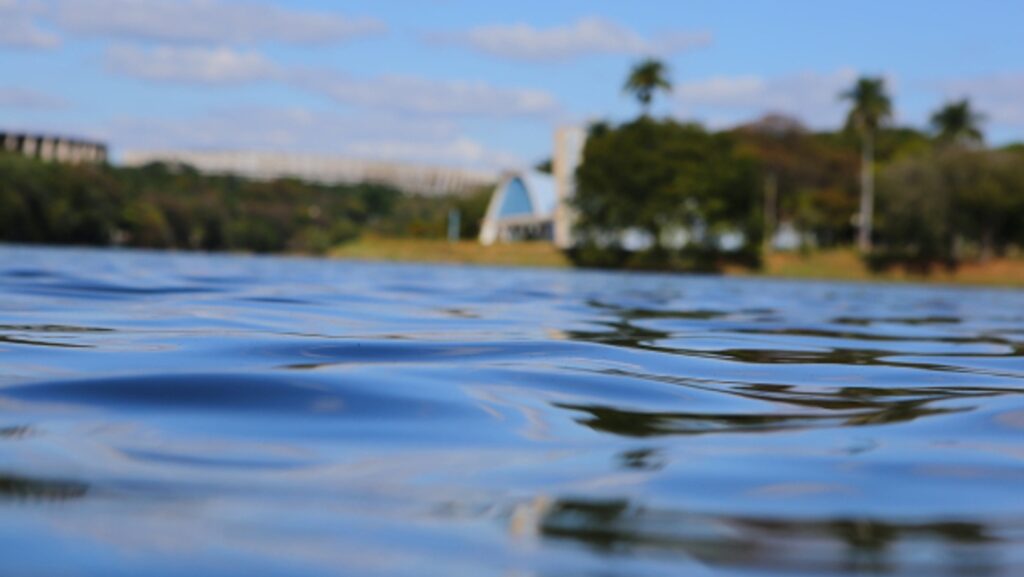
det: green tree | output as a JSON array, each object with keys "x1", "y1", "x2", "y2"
[
  {"x1": 623, "y1": 58, "x2": 672, "y2": 116},
  {"x1": 875, "y1": 153, "x2": 957, "y2": 266},
  {"x1": 731, "y1": 115, "x2": 860, "y2": 247},
  {"x1": 573, "y1": 118, "x2": 759, "y2": 269},
  {"x1": 877, "y1": 148, "x2": 1024, "y2": 264},
  {"x1": 841, "y1": 76, "x2": 892, "y2": 251},
  {"x1": 930, "y1": 99, "x2": 985, "y2": 147},
  {"x1": 0, "y1": 152, "x2": 424, "y2": 254}
]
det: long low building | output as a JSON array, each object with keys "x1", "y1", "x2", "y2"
[
  {"x1": 120, "y1": 149, "x2": 500, "y2": 197},
  {"x1": 1, "y1": 131, "x2": 107, "y2": 164}
]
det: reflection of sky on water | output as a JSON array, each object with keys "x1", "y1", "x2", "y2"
[{"x1": 1, "y1": 246, "x2": 1023, "y2": 575}]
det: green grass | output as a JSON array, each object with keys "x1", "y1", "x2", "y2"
[
  {"x1": 331, "y1": 237, "x2": 1024, "y2": 287},
  {"x1": 329, "y1": 237, "x2": 570, "y2": 268},
  {"x1": 752, "y1": 248, "x2": 1024, "y2": 287}
]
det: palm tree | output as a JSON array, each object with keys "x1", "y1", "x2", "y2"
[
  {"x1": 841, "y1": 76, "x2": 892, "y2": 251},
  {"x1": 931, "y1": 99, "x2": 984, "y2": 147},
  {"x1": 624, "y1": 58, "x2": 671, "y2": 116}
]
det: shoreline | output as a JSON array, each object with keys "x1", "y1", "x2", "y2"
[
  {"x1": 4, "y1": 240, "x2": 1021, "y2": 289},
  {"x1": 330, "y1": 238, "x2": 1024, "y2": 288}
]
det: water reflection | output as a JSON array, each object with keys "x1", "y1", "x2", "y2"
[
  {"x1": 0, "y1": 474, "x2": 88, "y2": 502},
  {"x1": 617, "y1": 448, "x2": 665, "y2": 471},
  {"x1": 540, "y1": 498, "x2": 1012, "y2": 575},
  {"x1": 0, "y1": 425, "x2": 32, "y2": 439},
  {"x1": 1, "y1": 247, "x2": 1023, "y2": 576}
]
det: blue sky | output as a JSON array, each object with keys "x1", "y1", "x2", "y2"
[{"x1": 1, "y1": 0, "x2": 1022, "y2": 169}]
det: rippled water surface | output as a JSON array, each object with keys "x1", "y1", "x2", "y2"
[{"x1": 2, "y1": 245, "x2": 1024, "y2": 576}]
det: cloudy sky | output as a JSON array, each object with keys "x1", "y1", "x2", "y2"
[{"x1": 1, "y1": 0, "x2": 1022, "y2": 169}]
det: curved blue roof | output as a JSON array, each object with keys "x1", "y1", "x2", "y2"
[
  {"x1": 496, "y1": 177, "x2": 534, "y2": 217},
  {"x1": 479, "y1": 170, "x2": 558, "y2": 244},
  {"x1": 491, "y1": 171, "x2": 558, "y2": 219},
  {"x1": 517, "y1": 171, "x2": 557, "y2": 217}
]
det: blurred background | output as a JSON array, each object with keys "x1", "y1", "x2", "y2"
[{"x1": 2, "y1": 0, "x2": 1023, "y2": 280}]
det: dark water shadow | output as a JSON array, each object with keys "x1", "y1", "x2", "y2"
[
  {"x1": 0, "y1": 372, "x2": 468, "y2": 421},
  {"x1": 540, "y1": 497, "x2": 1016, "y2": 576},
  {"x1": 0, "y1": 473, "x2": 88, "y2": 502}
]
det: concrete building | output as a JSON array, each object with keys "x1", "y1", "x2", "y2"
[
  {"x1": 478, "y1": 125, "x2": 587, "y2": 247},
  {"x1": 1, "y1": 131, "x2": 107, "y2": 164},
  {"x1": 552, "y1": 125, "x2": 587, "y2": 248},
  {"x1": 478, "y1": 172, "x2": 558, "y2": 244},
  {"x1": 120, "y1": 149, "x2": 498, "y2": 197}
]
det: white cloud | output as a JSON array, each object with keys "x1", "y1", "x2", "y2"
[
  {"x1": 108, "y1": 107, "x2": 457, "y2": 150},
  {"x1": 940, "y1": 73, "x2": 1024, "y2": 128},
  {"x1": 100, "y1": 45, "x2": 558, "y2": 119},
  {"x1": 105, "y1": 107, "x2": 524, "y2": 169},
  {"x1": 656, "y1": 30, "x2": 716, "y2": 54},
  {"x1": 104, "y1": 45, "x2": 279, "y2": 84},
  {"x1": 298, "y1": 72, "x2": 559, "y2": 117},
  {"x1": 52, "y1": 0, "x2": 384, "y2": 45},
  {"x1": 430, "y1": 17, "x2": 711, "y2": 61},
  {"x1": 0, "y1": 0, "x2": 59, "y2": 48},
  {"x1": 0, "y1": 86, "x2": 67, "y2": 108},
  {"x1": 675, "y1": 68, "x2": 861, "y2": 128}
]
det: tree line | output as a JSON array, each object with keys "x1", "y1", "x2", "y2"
[
  {"x1": 0, "y1": 154, "x2": 490, "y2": 253},
  {"x1": 571, "y1": 58, "x2": 1024, "y2": 270},
  {"x1": 3, "y1": 59, "x2": 1022, "y2": 271}
]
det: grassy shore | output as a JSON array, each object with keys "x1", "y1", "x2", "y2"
[
  {"x1": 751, "y1": 249, "x2": 1024, "y2": 287},
  {"x1": 329, "y1": 237, "x2": 571, "y2": 268},
  {"x1": 330, "y1": 237, "x2": 1024, "y2": 287}
]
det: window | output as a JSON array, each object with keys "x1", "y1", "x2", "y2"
[{"x1": 498, "y1": 178, "x2": 534, "y2": 217}]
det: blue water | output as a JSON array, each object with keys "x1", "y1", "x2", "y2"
[{"x1": 1, "y1": 245, "x2": 1023, "y2": 576}]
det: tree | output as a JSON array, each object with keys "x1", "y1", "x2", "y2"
[
  {"x1": 841, "y1": 76, "x2": 892, "y2": 251},
  {"x1": 877, "y1": 148, "x2": 1024, "y2": 264},
  {"x1": 572, "y1": 118, "x2": 759, "y2": 269},
  {"x1": 930, "y1": 99, "x2": 985, "y2": 147},
  {"x1": 731, "y1": 115, "x2": 860, "y2": 247},
  {"x1": 623, "y1": 58, "x2": 672, "y2": 116}
]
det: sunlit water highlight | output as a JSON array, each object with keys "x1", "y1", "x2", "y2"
[{"x1": 1, "y1": 245, "x2": 1023, "y2": 576}]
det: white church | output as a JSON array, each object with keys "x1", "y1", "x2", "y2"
[{"x1": 478, "y1": 126, "x2": 587, "y2": 249}]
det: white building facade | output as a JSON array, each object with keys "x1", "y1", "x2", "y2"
[{"x1": 478, "y1": 126, "x2": 587, "y2": 247}]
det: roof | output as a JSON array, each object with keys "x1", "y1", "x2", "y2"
[
  {"x1": 478, "y1": 170, "x2": 559, "y2": 245},
  {"x1": 517, "y1": 171, "x2": 557, "y2": 217}
]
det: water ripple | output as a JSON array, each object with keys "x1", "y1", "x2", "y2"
[{"x1": 1, "y1": 245, "x2": 1023, "y2": 576}]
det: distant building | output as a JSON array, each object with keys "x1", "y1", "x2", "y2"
[
  {"x1": 552, "y1": 126, "x2": 587, "y2": 248},
  {"x1": 120, "y1": 149, "x2": 498, "y2": 197},
  {"x1": 479, "y1": 125, "x2": 587, "y2": 247},
  {"x1": 478, "y1": 171, "x2": 558, "y2": 244},
  {"x1": 1, "y1": 131, "x2": 107, "y2": 164}
]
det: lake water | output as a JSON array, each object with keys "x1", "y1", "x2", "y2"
[{"x1": 1, "y1": 245, "x2": 1023, "y2": 576}]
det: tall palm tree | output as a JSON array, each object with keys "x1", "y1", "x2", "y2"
[
  {"x1": 841, "y1": 76, "x2": 892, "y2": 251},
  {"x1": 624, "y1": 58, "x2": 671, "y2": 116},
  {"x1": 931, "y1": 99, "x2": 985, "y2": 147}
]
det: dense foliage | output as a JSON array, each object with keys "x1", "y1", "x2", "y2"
[
  {"x1": 572, "y1": 112, "x2": 1024, "y2": 271},
  {"x1": 0, "y1": 153, "x2": 489, "y2": 254},
  {"x1": 569, "y1": 61, "x2": 1024, "y2": 271},
  {"x1": 571, "y1": 118, "x2": 760, "y2": 269},
  {"x1": 730, "y1": 117, "x2": 860, "y2": 247},
  {"x1": 876, "y1": 147, "x2": 1024, "y2": 267}
]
